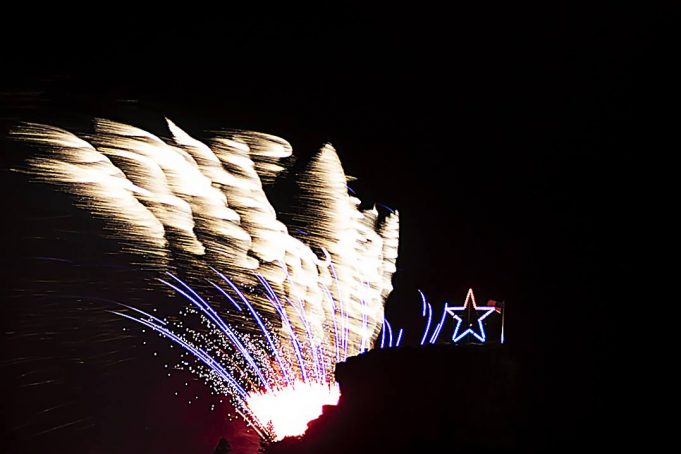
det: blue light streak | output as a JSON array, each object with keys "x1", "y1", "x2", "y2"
[
  {"x1": 218, "y1": 274, "x2": 294, "y2": 386},
  {"x1": 328, "y1": 262, "x2": 349, "y2": 361},
  {"x1": 428, "y1": 303, "x2": 448, "y2": 344},
  {"x1": 271, "y1": 261, "x2": 325, "y2": 381},
  {"x1": 159, "y1": 274, "x2": 271, "y2": 390},
  {"x1": 380, "y1": 319, "x2": 386, "y2": 349},
  {"x1": 255, "y1": 274, "x2": 309, "y2": 384},
  {"x1": 320, "y1": 284, "x2": 341, "y2": 363},
  {"x1": 207, "y1": 280, "x2": 242, "y2": 311},
  {"x1": 395, "y1": 328, "x2": 404, "y2": 347},
  {"x1": 419, "y1": 290, "x2": 433, "y2": 346},
  {"x1": 385, "y1": 319, "x2": 394, "y2": 348}
]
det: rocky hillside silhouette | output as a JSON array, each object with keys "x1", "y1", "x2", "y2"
[{"x1": 267, "y1": 345, "x2": 527, "y2": 453}]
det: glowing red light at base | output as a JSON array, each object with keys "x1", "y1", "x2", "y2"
[{"x1": 246, "y1": 381, "x2": 341, "y2": 440}]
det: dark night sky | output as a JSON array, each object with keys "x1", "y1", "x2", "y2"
[{"x1": 0, "y1": 6, "x2": 645, "y2": 453}]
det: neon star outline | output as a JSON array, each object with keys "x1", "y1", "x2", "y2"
[{"x1": 445, "y1": 288, "x2": 495, "y2": 343}]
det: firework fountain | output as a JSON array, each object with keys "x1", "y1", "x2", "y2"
[{"x1": 12, "y1": 118, "x2": 400, "y2": 441}]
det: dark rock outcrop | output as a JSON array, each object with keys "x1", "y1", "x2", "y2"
[{"x1": 268, "y1": 345, "x2": 525, "y2": 453}]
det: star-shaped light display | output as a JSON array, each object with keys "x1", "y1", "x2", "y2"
[{"x1": 445, "y1": 288, "x2": 495, "y2": 343}]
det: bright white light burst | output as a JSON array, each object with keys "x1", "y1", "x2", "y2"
[{"x1": 246, "y1": 381, "x2": 340, "y2": 440}]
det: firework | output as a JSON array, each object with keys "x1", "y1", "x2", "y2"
[{"x1": 12, "y1": 118, "x2": 400, "y2": 440}]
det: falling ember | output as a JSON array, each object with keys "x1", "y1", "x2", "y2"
[{"x1": 246, "y1": 381, "x2": 340, "y2": 440}]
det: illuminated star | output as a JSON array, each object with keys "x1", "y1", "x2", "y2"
[{"x1": 445, "y1": 288, "x2": 495, "y2": 343}]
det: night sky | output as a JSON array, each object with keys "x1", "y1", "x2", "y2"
[{"x1": 1, "y1": 7, "x2": 642, "y2": 453}]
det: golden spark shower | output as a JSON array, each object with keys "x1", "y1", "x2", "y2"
[{"x1": 12, "y1": 118, "x2": 399, "y2": 441}]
